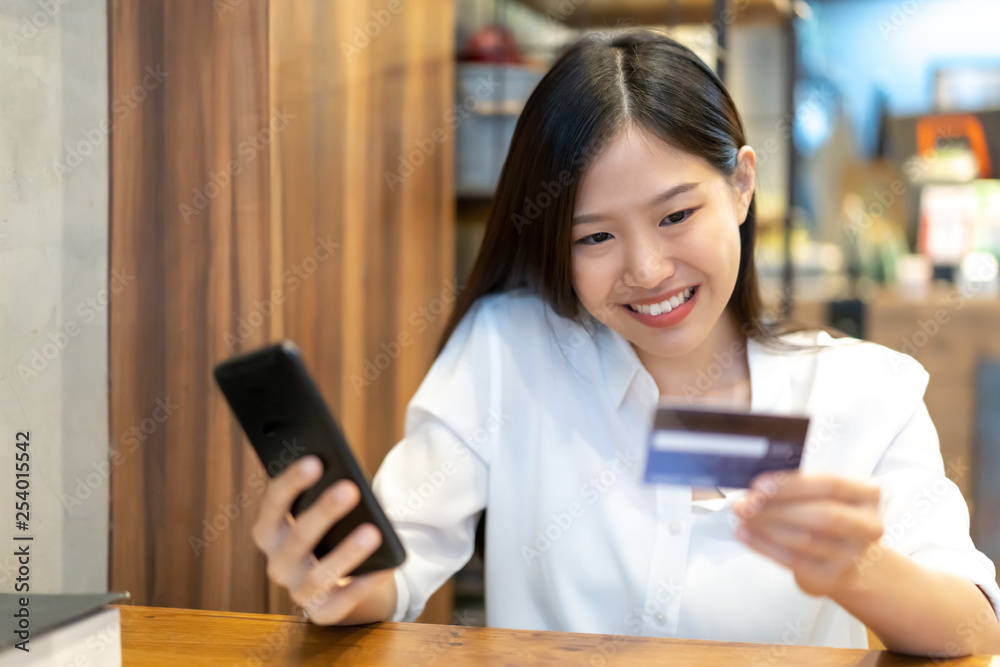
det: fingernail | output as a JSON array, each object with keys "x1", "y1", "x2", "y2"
[
  {"x1": 332, "y1": 481, "x2": 351, "y2": 502},
  {"x1": 357, "y1": 526, "x2": 379, "y2": 548},
  {"x1": 300, "y1": 456, "x2": 320, "y2": 477}
]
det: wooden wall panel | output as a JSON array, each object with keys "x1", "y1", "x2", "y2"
[
  {"x1": 269, "y1": 0, "x2": 456, "y2": 621},
  {"x1": 866, "y1": 289, "x2": 1000, "y2": 504},
  {"x1": 111, "y1": 0, "x2": 457, "y2": 622},
  {"x1": 793, "y1": 290, "x2": 1000, "y2": 507},
  {"x1": 110, "y1": 0, "x2": 276, "y2": 612}
]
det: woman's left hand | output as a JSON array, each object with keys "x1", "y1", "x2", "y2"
[{"x1": 732, "y1": 472, "x2": 884, "y2": 598}]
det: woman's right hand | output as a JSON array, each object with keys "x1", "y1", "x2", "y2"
[{"x1": 251, "y1": 455, "x2": 398, "y2": 625}]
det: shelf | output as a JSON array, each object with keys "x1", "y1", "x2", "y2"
[{"x1": 512, "y1": 0, "x2": 791, "y2": 27}]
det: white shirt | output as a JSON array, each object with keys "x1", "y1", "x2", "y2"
[{"x1": 371, "y1": 288, "x2": 1000, "y2": 648}]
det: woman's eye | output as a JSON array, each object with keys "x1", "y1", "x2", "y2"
[
  {"x1": 576, "y1": 210, "x2": 695, "y2": 245},
  {"x1": 578, "y1": 232, "x2": 613, "y2": 246},
  {"x1": 661, "y1": 209, "x2": 694, "y2": 225}
]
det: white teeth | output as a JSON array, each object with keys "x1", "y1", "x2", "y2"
[{"x1": 629, "y1": 286, "x2": 696, "y2": 315}]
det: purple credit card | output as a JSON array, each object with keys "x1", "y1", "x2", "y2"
[{"x1": 644, "y1": 407, "x2": 810, "y2": 488}]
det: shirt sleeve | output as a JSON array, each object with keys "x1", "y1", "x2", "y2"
[
  {"x1": 371, "y1": 299, "x2": 499, "y2": 622},
  {"x1": 871, "y1": 357, "x2": 1000, "y2": 618}
]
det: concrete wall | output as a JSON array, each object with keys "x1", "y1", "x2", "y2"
[{"x1": 0, "y1": 0, "x2": 109, "y2": 594}]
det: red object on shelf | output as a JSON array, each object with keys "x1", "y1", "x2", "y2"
[
  {"x1": 459, "y1": 24, "x2": 522, "y2": 64},
  {"x1": 916, "y1": 113, "x2": 992, "y2": 178}
]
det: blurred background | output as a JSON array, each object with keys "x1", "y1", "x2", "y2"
[
  {"x1": 1, "y1": 0, "x2": 999, "y2": 631},
  {"x1": 449, "y1": 0, "x2": 1000, "y2": 625}
]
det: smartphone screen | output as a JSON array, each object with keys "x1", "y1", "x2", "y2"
[{"x1": 213, "y1": 340, "x2": 406, "y2": 576}]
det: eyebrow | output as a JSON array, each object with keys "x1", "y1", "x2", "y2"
[{"x1": 572, "y1": 181, "x2": 702, "y2": 226}]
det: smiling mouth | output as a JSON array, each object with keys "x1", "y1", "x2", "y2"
[{"x1": 625, "y1": 286, "x2": 698, "y2": 315}]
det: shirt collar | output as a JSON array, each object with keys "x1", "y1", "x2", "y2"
[
  {"x1": 594, "y1": 319, "x2": 649, "y2": 411},
  {"x1": 543, "y1": 307, "x2": 645, "y2": 412},
  {"x1": 588, "y1": 320, "x2": 792, "y2": 415},
  {"x1": 746, "y1": 336, "x2": 793, "y2": 414}
]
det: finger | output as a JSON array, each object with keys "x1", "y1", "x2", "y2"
[
  {"x1": 304, "y1": 569, "x2": 395, "y2": 626},
  {"x1": 289, "y1": 522, "x2": 383, "y2": 610},
  {"x1": 741, "y1": 500, "x2": 884, "y2": 543},
  {"x1": 742, "y1": 519, "x2": 846, "y2": 561},
  {"x1": 289, "y1": 479, "x2": 361, "y2": 551},
  {"x1": 733, "y1": 489, "x2": 773, "y2": 520},
  {"x1": 735, "y1": 523, "x2": 815, "y2": 571},
  {"x1": 252, "y1": 455, "x2": 324, "y2": 554},
  {"x1": 750, "y1": 472, "x2": 880, "y2": 506},
  {"x1": 269, "y1": 480, "x2": 362, "y2": 585}
]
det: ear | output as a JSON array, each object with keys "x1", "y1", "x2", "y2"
[{"x1": 734, "y1": 145, "x2": 757, "y2": 226}]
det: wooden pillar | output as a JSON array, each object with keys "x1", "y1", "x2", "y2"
[{"x1": 110, "y1": 0, "x2": 455, "y2": 622}]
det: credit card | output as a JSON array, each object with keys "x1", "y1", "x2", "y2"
[{"x1": 644, "y1": 407, "x2": 810, "y2": 488}]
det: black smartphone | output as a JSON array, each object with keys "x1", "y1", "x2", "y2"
[{"x1": 213, "y1": 340, "x2": 405, "y2": 577}]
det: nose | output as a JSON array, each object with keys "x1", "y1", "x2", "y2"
[{"x1": 622, "y1": 232, "x2": 675, "y2": 291}]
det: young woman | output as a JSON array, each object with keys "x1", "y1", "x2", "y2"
[{"x1": 250, "y1": 29, "x2": 1000, "y2": 656}]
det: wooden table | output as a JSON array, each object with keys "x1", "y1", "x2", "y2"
[{"x1": 114, "y1": 604, "x2": 999, "y2": 666}]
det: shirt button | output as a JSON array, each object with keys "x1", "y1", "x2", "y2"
[
  {"x1": 654, "y1": 612, "x2": 667, "y2": 625},
  {"x1": 668, "y1": 520, "x2": 682, "y2": 535}
]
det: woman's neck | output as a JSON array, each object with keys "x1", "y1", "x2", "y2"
[{"x1": 632, "y1": 310, "x2": 751, "y2": 409}]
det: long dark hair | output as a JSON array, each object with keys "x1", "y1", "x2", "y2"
[{"x1": 438, "y1": 29, "x2": 802, "y2": 358}]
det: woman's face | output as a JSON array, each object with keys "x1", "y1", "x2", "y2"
[{"x1": 571, "y1": 126, "x2": 756, "y2": 360}]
